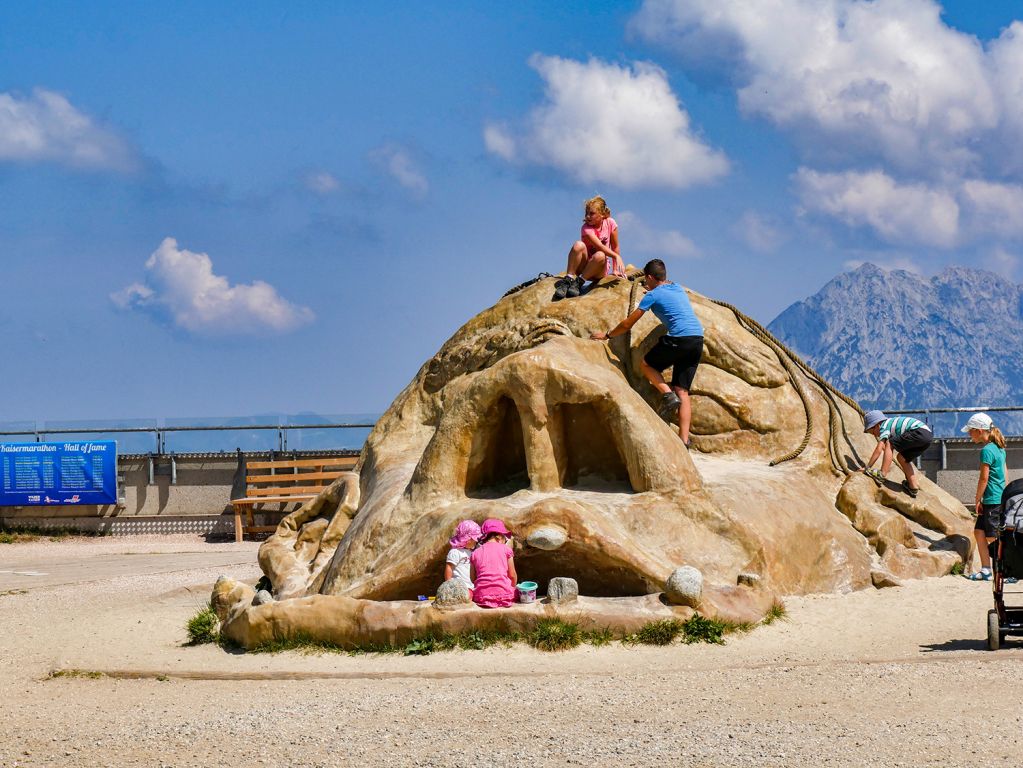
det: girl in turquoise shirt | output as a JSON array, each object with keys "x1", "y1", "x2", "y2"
[{"x1": 964, "y1": 412, "x2": 1007, "y2": 581}]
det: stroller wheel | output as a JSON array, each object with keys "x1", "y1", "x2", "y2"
[{"x1": 988, "y1": 609, "x2": 1001, "y2": 651}]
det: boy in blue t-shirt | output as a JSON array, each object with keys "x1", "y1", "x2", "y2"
[{"x1": 590, "y1": 259, "x2": 704, "y2": 447}]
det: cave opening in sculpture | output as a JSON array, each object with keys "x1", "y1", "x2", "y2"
[
  {"x1": 466, "y1": 395, "x2": 530, "y2": 498},
  {"x1": 551, "y1": 401, "x2": 631, "y2": 491},
  {"x1": 516, "y1": 542, "x2": 653, "y2": 597}
]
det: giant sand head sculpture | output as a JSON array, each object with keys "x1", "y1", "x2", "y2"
[{"x1": 216, "y1": 273, "x2": 974, "y2": 648}]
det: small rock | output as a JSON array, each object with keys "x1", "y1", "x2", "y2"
[
  {"x1": 547, "y1": 577, "x2": 578, "y2": 603},
  {"x1": 871, "y1": 569, "x2": 903, "y2": 589},
  {"x1": 665, "y1": 566, "x2": 703, "y2": 607},
  {"x1": 252, "y1": 589, "x2": 275, "y2": 606},
  {"x1": 526, "y1": 526, "x2": 567, "y2": 551},
  {"x1": 434, "y1": 578, "x2": 471, "y2": 606},
  {"x1": 737, "y1": 572, "x2": 762, "y2": 588}
]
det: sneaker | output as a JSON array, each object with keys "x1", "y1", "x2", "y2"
[
  {"x1": 552, "y1": 276, "x2": 573, "y2": 301},
  {"x1": 657, "y1": 392, "x2": 681, "y2": 423},
  {"x1": 565, "y1": 275, "x2": 585, "y2": 298},
  {"x1": 900, "y1": 480, "x2": 919, "y2": 498},
  {"x1": 1006, "y1": 576, "x2": 1019, "y2": 584},
  {"x1": 967, "y1": 570, "x2": 992, "y2": 581},
  {"x1": 864, "y1": 468, "x2": 884, "y2": 486}
]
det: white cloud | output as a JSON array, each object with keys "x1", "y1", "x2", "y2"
[
  {"x1": 371, "y1": 144, "x2": 428, "y2": 195},
  {"x1": 960, "y1": 180, "x2": 1023, "y2": 239},
  {"x1": 484, "y1": 54, "x2": 728, "y2": 189},
  {"x1": 111, "y1": 238, "x2": 314, "y2": 335},
  {"x1": 616, "y1": 210, "x2": 699, "y2": 259},
  {"x1": 0, "y1": 88, "x2": 137, "y2": 171},
  {"x1": 304, "y1": 170, "x2": 340, "y2": 195},
  {"x1": 795, "y1": 168, "x2": 959, "y2": 247},
  {"x1": 735, "y1": 211, "x2": 785, "y2": 253},
  {"x1": 630, "y1": 0, "x2": 998, "y2": 175}
]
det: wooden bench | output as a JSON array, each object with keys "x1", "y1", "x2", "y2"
[{"x1": 231, "y1": 456, "x2": 358, "y2": 542}]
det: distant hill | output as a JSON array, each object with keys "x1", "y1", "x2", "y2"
[{"x1": 767, "y1": 263, "x2": 1023, "y2": 412}]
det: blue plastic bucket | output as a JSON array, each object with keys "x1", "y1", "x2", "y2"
[{"x1": 516, "y1": 581, "x2": 538, "y2": 603}]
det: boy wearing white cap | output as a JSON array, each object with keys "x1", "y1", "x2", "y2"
[
  {"x1": 963, "y1": 412, "x2": 1007, "y2": 581},
  {"x1": 859, "y1": 409, "x2": 933, "y2": 498}
]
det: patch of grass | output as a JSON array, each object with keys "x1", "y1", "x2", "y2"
[
  {"x1": 681, "y1": 613, "x2": 727, "y2": 645},
  {"x1": 528, "y1": 618, "x2": 581, "y2": 652},
  {"x1": 950, "y1": 561, "x2": 966, "y2": 576},
  {"x1": 583, "y1": 627, "x2": 615, "y2": 647},
  {"x1": 632, "y1": 619, "x2": 685, "y2": 646},
  {"x1": 49, "y1": 669, "x2": 105, "y2": 679},
  {"x1": 185, "y1": 603, "x2": 220, "y2": 645},
  {"x1": 0, "y1": 525, "x2": 109, "y2": 543},
  {"x1": 762, "y1": 600, "x2": 788, "y2": 626},
  {"x1": 155, "y1": 674, "x2": 169, "y2": 682},
  {"x1": 403, "y1": 637, "x2": 436, "y2": 656}
]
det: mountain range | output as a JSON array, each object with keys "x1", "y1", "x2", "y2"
[{"x1": 767, "y1": 263, "x2": 1023, "y2": 416}]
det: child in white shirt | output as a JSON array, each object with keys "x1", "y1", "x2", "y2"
[{"x1": 444, "y1": 519, "x2": 481, "y2": 592}]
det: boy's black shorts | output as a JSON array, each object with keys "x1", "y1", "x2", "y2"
[
  {"x1": 891, "y1": 426, "x2": 933, "y2": 463},
  {"x1": 644, "y1": 335, "x2": 703, "y2": 390}
]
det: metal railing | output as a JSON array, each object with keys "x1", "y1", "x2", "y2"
[
  {"x1": 884, "y1": 406, "x2": 1023, "y2": 439},
  {"x1": 0, "y1": 422, "x2": 376, "y2": 454}
]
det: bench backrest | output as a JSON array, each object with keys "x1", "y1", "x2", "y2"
[{"x1": 243, "y1": 456, "x2": 358, "y2": 497}]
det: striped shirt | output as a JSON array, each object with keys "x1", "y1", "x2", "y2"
[{"x1": 878, "y1": 416, "x2": 928, "y2": 442}]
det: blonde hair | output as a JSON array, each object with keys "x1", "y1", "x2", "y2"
[
  {"x1": 989, "y1": 427, "x2": 1006, "y2": 450},
  {"x1": 584, "y1": 195, "x2": 611, "y2": 219}
]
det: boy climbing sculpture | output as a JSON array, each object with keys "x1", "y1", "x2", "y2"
[{"x1": 590, "y1": 258, "x2": 703, "y2": 447}]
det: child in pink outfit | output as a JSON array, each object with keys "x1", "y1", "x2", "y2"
[
  {"x1": 552, "y1": 195, "x2": 625, "y2": 301},
  {"x1": 469, "y1": 518, "x2": 518, "y2": 608}
]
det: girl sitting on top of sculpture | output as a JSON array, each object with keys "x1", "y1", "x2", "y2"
[
  {"x1": 552, "y1": 195, "x2": 626, "y2": 301},
  {"x1": 469, "y1": 518, "x2": 518, "y2": 608},
  {"x1": 444, "y1": 519, "x2": 481, "y2": 595}
]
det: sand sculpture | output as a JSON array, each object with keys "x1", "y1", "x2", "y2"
[{"x1": 213, "y1": 272, "x2": 975, "y2": 649}]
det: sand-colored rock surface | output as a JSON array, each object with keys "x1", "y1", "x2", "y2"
[{"x1": 218, "y1": 275, "x2": 974, "y2": 648}]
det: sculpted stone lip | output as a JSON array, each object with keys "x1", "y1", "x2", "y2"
[{"x1": 216, "y1": 274, "x2": 975, "y2": 649}]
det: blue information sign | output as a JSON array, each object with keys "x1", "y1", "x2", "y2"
[{"x1": 0, "y1": 441, "x2": 118, "y2": 506}]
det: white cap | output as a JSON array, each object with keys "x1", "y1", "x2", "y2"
[{"x1": 962, "y1": 412, "x2": 994, "y2": 433}]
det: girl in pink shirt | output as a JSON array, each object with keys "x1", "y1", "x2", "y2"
[
  {"x1": 469, "y1": 518, "x2": 518, "y2": 608},
  {"x1": 553, "y1": 195, "x2": 625, "y2": 301}
]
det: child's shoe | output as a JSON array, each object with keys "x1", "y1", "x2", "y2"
[
  {"x1": 552, "y1": 276, "x2": 573, "y2": 301},
  {"x1": 900, "y1": 480, "x2": 919, "y2": 498},
  {"x1": 657, "y1": 392, "x2": 681, "y2": 423},
  {"x1": 865, "y1": 468, "x2": 884, "y2": 486},
  {"x1": 565, "y1": 275, "x2": 585, "y2": 299},
  {"x1": 967, "y1": 568, "x2": 992, "y2": 581}
]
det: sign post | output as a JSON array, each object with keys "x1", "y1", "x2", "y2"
[{"x1": 0, "y1": 441, "x2": 118, "y2": 506}]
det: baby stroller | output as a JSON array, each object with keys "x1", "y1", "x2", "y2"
[{"x1": 987, "y1": 478, "x2": 1023, "y2": 650}]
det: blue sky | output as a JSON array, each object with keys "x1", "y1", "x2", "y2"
[{"x1": 2, "y1": 0, "x2": 1022, "y2": 421}]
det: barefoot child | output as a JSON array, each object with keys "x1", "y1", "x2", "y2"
[
  {"x1": 444, "y1": 520, "x2": 481, "y2": 592},
  {"x1": 859, "y1": 410, "x2": 933, "y2": 497},
  {"x1": 553, "y1": 196, "x2": 625, "y2": 300},
  {"x1": 469, "y1": 519, "x2": 518, "y2": 608},
  {"x1": 963, "y1": 413, "x2": 1007, "y2": 581}
]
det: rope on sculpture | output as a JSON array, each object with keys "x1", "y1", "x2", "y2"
[
  {"x1": 521, "y1": 319, "x2": 573, "y2": 347},
  {"x1": 709, "y1": 298, "x2": 861, "y2": 471},
  {"x1": 502, "y1": 272, "x2": 554, "y2": 298}
]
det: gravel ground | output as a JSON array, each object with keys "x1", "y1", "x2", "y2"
[{"x1": 1, "y1": 535, "x2": 1021, "y2": 767}]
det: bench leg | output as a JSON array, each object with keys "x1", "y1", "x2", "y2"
[{"x1": 233, "y1": 505, "x2": 243, "y2": 543}]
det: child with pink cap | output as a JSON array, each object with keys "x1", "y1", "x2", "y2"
[
  {"x1": 444, "y1": 520, "x2": 482, "y2": 594},
  {"x1": 469, "y1": 519, "x2": 518, "y2": 608}
]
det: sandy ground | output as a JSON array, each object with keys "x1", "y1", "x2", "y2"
[{"x1": 1, "y1": 535, "x2": 1022, "y2": 768}]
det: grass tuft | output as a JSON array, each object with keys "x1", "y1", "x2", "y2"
[
  {"x1": 528, "y1": 618, "x2": 582, "y2": 652},
  {"x1": 681, "y1": 613, "x2": 727, "y2": 645},
  {"x1": 49, "y1": 669, "x2": 105, "y2": 679},
  {"x1": 185, "y1": 603, "x2": 220, "y2": 645},
  {"x1": 583, "y1": 627, "x2": 615, "y2": 647},
  {"x1": 0, "y1": 525, "x2": 106, "y2": 543},
  {"x1": 950, "y1": 561, "x2": 966, "y2": 576},
  {"x1": 762, "y1": 600, "x2": 788, "y2": 626},
  {"x1": 631, "y1": 619, "x2": 684, "y2": 645}
]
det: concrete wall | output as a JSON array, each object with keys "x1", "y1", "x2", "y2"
[
  {"x1": 918, "y1": 438, "x2": 1023, "y2": 508},
  {"x1": 0, "y1": 452, "x2": 353, "y2": 536}
]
